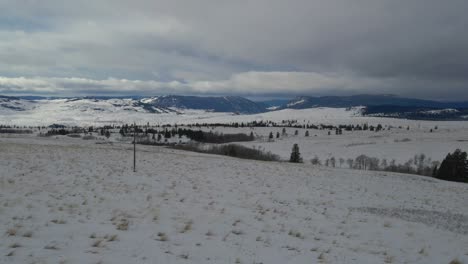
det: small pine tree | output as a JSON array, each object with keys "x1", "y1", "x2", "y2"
[
  {"x1": 268, "y1": 132, "x2": 274, "y2": 140},
  {"x1": 164, "y1": 129, "x2": 171, "y2": 139},
  {"x1": 289, "y1": 144, "x2": 303, "y2": 163},
  {"x1": 276, "y1": 132, "x2": 280, "y2": 138},
  {"x1": 305, "y1": 130, "x2": 309, "y2": 137}
]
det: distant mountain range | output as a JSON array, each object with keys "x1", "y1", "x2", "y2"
[
  {"x1": 140, "y1": 95, "x2": 266, "y2": 113},
  {"x1": 281, "y1": 94, "x2": 468, "y2": 109},
  {"x1": 1, "y1": 94, "x2": 468, "y2": 120},
  {"x1": 281, "y1": 95, "x2": 468, "y2": 120},
  {"x1": 0, "y1": 95, "x2": 267, "y2": 114}
]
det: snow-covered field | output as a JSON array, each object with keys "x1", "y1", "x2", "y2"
[
  {"x1": 200, "y1": 126, "x2": 468, "y2": 165},
  {"x1": 2, "y1": 107, "x2": 468, "y2": 263},
  {"x1": 4, "y1": 103, "x2": 468, "y2": 162},
  {"x1": 1, "y1": 135, "x2": 467, "y2": 264},
  {"x1": 0, "y1": 98, "x2": 231, "y2": 126},
  {"x1": 4, "y1": 99, "x2": 468, "y2": 129}
]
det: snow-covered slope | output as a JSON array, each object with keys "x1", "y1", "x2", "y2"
[
  {"x1": 0, "y1": 95, "x2": 265, "y2": 119},
  {"x1": 0, "y1": 136, "x2": 467, "y2": 263},
  {"x1": 0, "y1": 96, "x2": 35, "y2": 112},
  {"x1": 3, "y1": 100, "x2": 468, "y2": 132},
  {"x1": 0, "y1": 97, "x2": 359, "y2": 126},
  {"x1": 0, "y1": 95, "x2": 270, "y2": 126},
  {"x1": 281, "y1": 94, "x2": 468, "y2": 109},
  {"x1": 142, "y1": 95, "x2": 267, "y2": 113}
]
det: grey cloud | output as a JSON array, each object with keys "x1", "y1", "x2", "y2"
[{"x1": 0, "y1": 0, "x2": 467, "y2": 99}]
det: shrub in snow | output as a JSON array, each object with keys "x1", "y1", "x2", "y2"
[{"x1": 173, "y1": 144, "x2": 280, "y2": 162}]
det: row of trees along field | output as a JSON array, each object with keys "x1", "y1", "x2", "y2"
[{"x1": 289, "y1": 144, "x2": 468, "y2": 183}]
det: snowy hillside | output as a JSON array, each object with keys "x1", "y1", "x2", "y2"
[
  {"x1": 141, "y1": 95, "x2": 267, "y2": 113},
  {"x1": 281, "y1": 95, "x2": 468, "y2": 109},
  {"x1": 0, "y1": 95, "x2": 266, "y2": 125},
  {"x1": 177, "y1": 124, "x2": 468, "y2": 166},
  {"x1": 0, "y1": 97, "x2": 363, "y2": 126},
  {"x1": 0, "y1": 136, "x2": 467, "y2": 264},
  {"x1": 0, "y1": 96, "x2": 35, "y2": 112},
  {"x1": 3, "y1": 95, "x2": 468, "y2": 126}
]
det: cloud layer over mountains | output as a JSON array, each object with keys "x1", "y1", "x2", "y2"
[{"x1": 1, "y1": 1, "x2": 467, "y2": 99}]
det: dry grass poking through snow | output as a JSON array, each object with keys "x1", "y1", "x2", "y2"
[{"x1": 0, "y1": 137, "x2": 467, "y2": 263}]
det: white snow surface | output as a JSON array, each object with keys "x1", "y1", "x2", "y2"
[
  {"x1": 422, "y1": 108, "x2": 459, "y2": 114},
  {"x1": 0, "y1": 99, "x2": 365, "y2": 127},
  {"x1": 286, "y1": 99, "x2": 306, "y2": 107},
  {"x1": 1, "y1": 135, "x2": 468, "y2": 264},
  {"x1": 189, "y1": 125, "x2": 468, "y2": 164}
]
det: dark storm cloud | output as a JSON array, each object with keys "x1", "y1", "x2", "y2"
[{"x1": 0, "y1": 0, "x2": 467, "y2": 99}]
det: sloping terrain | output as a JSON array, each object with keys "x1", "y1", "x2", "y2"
[
  {"x1": 281, "y1": 95, "x2": 468, "y2": 120},
  {"x1": 2, "y1": 94, "x2": 468, "y2": 125},
  {"x1": 0, "y1": 136, "x2": 467, "y2": 264},
  {"x1": 282, "y1": 95, "x2": 468, "y2": 109},
  {"x1": 142, "y1": 95, "x2": 267, "y2": 113}
]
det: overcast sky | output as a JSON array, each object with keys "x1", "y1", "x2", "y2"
[{"x1": 0, "y1": 0, "x2": 467, "y2": 100}]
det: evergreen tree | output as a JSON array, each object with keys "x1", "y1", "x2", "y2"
[
  {"x1": 305, "y1": 130, "x2": 309, "y2": 137},
  {"x1": 276, "y1": 132, "x2": 280, "y2": 138},
  {"x1": 289, "y1": 144, "x2": 303, "y2": 163},
  {"x1": 268, "y1": 132, "x2": 274, "y2": 140},
  {"x1": 164, "y1": 129, "x2": 171, "y2": 139},
  {"x1": 436, "y1": 149, "x2": 468, "y2": 182}
]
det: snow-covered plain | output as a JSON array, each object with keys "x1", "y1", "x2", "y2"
[
  {"x1": 0, "y1": 98, "x2": 231, "y2": 126},
  {"x1": 1, "y1": 135, "x2": 468, "y2": 264},
  {"x1": 2, "y1": 106, "x2": 468, "y2": 263},
  {"x1": 4, "y1": 98, "x2": 468, "y2": 129},
  {"x1": 185, "y1": 125, "x2": 468, "y2": 165}
]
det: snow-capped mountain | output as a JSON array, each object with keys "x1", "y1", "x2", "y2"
[
  {"x1": 0, "y1": 95, "x2": 267, "y2": 114},
  {"x1": 140, "y1": 95, "x2": 266, "y2": 113},
  {"x1": 0, "y1": 95, "x2": 271, "y2": 126},
  {"x1": 279, "y1": 95, "x2": 468, "y2": 120},
  {"x1": 0, "y1": 95, "x2": 34, "y2": 111},
  {"x1": 281, "y1": 95, "x2": 468, "y2": 109},
  {"x1": 3, "y1": 94, "x2": 468, "y2": 125}
]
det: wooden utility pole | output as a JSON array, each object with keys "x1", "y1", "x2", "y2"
[{"x1": 133, "y1": 122, "x2": 136, "y2": 172}]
